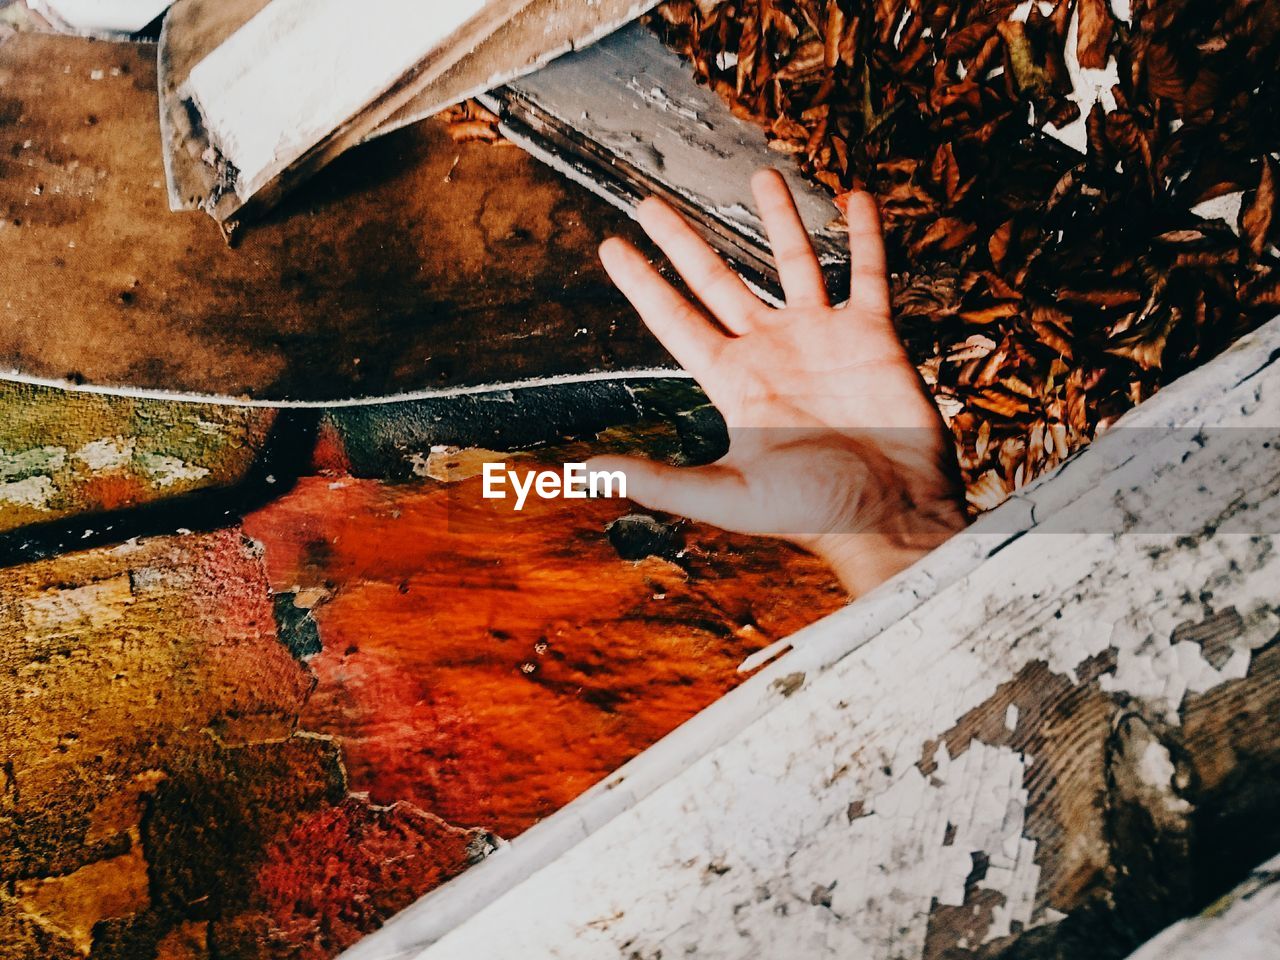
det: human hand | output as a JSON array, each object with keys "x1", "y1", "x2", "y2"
[{"x1": 589, "y1": 170, "x2": 966, "y2": 597}]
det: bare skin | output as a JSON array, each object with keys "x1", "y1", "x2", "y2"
[{"x1": 588, "y1": 169, "x2": 967, "y2": 597}]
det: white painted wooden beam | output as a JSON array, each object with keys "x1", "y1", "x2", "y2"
[
  {"x1": 161, "y1": 0, "x2": 659, "y2": 222},
  {"x1": 481, "y1": 24, "x2": 849, "y2": 306},
  {"x1": 183, "y1": 0, "x2": 498, "y2": 199}
]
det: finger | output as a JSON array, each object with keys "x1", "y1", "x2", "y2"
[
  {"x1": 751, "y1": 169, "x2": 829, "y2": 308},
  {"x1": 842, "y1": 191, "x2": 891, "y2": 316},
  {"x1": 586, "y1": 455, "x2": 747, "y2": 530},
  {"x1": 636, "y1": 196, "x2": 761, "y2": 335},
  {"x1": 599, "y1": 238, "x2": 726, "y2": 379}
]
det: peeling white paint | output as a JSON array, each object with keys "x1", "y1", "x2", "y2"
[
  {"x1": 0, "y1": 475, "x2": 57, "y2": 510},
  {"x1": 340, "y1": 316, "x2": 1280, "y2": 960},
  {"x1": 73, "y1": 437, "x2": 135, "y2": 472},
  {"x1": 0, "y1": 446, "x2": 67, "y2": 479},
  {"x1": 368, "y1": 515, "x2": 1277, "y2": 960},
  {"x1": 492, "y1": 25, "x2": 848, "y2": 277},
  {"x1": 135, "y1": 452, "x2": 210, "y2": 487}
]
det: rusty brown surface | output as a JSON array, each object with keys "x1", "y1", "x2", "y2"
[{"x1": 0, "y1": 33, "x2": 673, "y2": 403}]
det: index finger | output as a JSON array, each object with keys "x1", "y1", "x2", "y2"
[{"x1": 599, "y1": 237, "x2": 727, "y2": 384}]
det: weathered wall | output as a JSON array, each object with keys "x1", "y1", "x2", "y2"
[{"x1": 0, "y1": 380, "x2": 842, "y2": 960}]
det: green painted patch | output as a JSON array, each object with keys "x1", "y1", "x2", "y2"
[{"x1": 0, "y1": 384, "x2": 275, "y2": 533}]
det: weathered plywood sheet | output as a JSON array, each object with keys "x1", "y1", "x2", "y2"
[
  {"x1": 164, "y1": 0, "x2": 548, "y2": 221},
  {"x1": 159, "y1": 0, "x2": 660, "y2": 218},
  {"x1": 485, "y1": 23, "x2": 850, "y2": 304},
  {"x1": 183, "y1": 0, "x2": 495, "y2": 200},
  {"x1": 341, "y1": 317, "x2": 1280, "y2": 959},
  {"x1": 162, "y1": 0, "x2": 659, "y2": 224},
  {"x1": 0, "y1": 34, "x2": 676, "y2": 404}
]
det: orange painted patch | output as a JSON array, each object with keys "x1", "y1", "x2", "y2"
[
  {"x1": 75, "y1": 471, "x2": 155, "y2": 513},
  {"x1": 243, "y1": 472, "x2": 844, "y2": 837}
]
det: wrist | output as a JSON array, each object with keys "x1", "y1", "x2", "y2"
[
  {"x1": 808, "y1": 506, "x2": 966, "y2": 597},
  {"x1": 809, "y1": 534, "x2": 931, "y2": 597}
]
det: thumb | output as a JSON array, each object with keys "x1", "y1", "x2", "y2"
[{"x1": 585, "y1": 455, "x2": 746, "y2": 529}]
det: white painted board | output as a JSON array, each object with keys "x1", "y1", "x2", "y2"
[
  {"x1": 183, "y1": 0, "x2": 491, "y2": 198},
  {"x1": 1124, "y1": 854, "x2": 1280, "y2": 960}
]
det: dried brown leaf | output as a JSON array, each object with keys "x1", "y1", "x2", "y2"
[
  {"x1": 1242, "y1": 157, "x2": 1277, "y2": 257},
  {"x1": 1077, "y1": 0, "x2": 1114, "y2": 70}
]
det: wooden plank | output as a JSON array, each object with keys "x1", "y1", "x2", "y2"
[
  {"x1": 368, "y1": 0, "x2": 660, "y2": 142},
  {"x1": 158, "y1": 0, "x2": 661, "y2": 217},
  {"x1": 26, "y1": 0, "x2": 171, "y2": 35},
  {"x1": 0, "y1": 34, "x2": 677, "y2": 404},
  {"x1": 339, "y1": 315, "x2": 1280, "y2": 959},
  {"x1": 484, "y1": 23, "x2": 850, "y2": 304},
  {"x1": 164, "y1": 0, "x2": 554, "y2": 223}
]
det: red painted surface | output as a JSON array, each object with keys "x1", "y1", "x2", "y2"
[
  {"x1": 244, "y1": 471, "x2": 844, "y2": 837},
  {"x1": 254, "y1": 797, "x2": 480, "y2": 957}
]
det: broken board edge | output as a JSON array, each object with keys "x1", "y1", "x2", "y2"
[
  {"x1": 161, "y1": 0, "x2": 546, "y2": 225},
  {"x1": 0, "y1": 366, "x2": 691, "y2": 411},
  {"x1": 365, "y1": 0, "x2": 663, "y2": 143},
  {"x1": 483, "y1": 22, "x2": 851, "y2": 306}
]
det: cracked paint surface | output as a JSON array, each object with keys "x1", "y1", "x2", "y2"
[
  {"x1": 0, "y1": 383, "x2": 843, "y2": 959},
  {"x1": 0, "y1": 383, "x2": 272, "y2": 532},
  {"x1": 0, "y1": 530, "x2": 492, "y2": 958}
]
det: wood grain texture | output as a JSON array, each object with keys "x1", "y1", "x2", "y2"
[
  {"x1": 0, "y1": 34, "x2": 675, "y2": 403},
  {"x1": 486, "y1": 23, "x2": 850, "y2": 304}
]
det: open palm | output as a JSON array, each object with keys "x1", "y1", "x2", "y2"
[{"x1": 590, "y1": 170, "x2": 965, "y2": 596}]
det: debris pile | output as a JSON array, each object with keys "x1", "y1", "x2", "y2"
[{"x1": 652, "y1": 0, "x2": 1280, "y2": 509}]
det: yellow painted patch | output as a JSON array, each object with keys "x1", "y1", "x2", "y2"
[{"x1": 15, "y1": 841, "x2": 151, "y2": 956}]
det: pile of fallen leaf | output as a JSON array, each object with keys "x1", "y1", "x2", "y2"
[{"x1": 651, "y1": 0, "x2": 1280, "y2": 511}]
